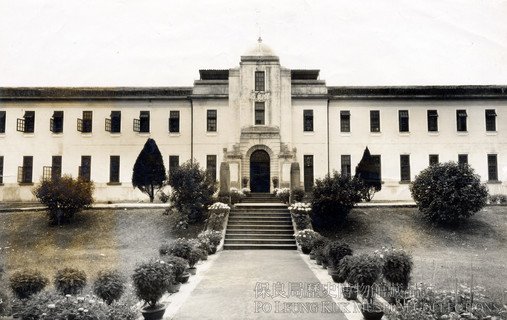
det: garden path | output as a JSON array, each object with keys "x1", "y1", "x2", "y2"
[{"x1": 170, "y1": 250, "x2": 348, "y2": 320}]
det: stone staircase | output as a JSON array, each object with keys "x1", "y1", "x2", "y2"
[{"x1": 223, "y1": 193, "x2": 297, "y2": 250}]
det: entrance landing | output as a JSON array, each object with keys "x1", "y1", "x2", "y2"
[{"x1": 171, "y1": 250, "x2": 347, "y2": 319}]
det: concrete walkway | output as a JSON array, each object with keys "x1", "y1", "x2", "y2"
[{"x1": 170, "y1": 251, "x2": 348, "y2": 320}]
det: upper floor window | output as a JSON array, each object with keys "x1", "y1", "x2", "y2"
[
  {"x1": 429, "y1": 154, "x2": 439, "y2": 166},
  {"x1": 17, "y1": 111, "x2": 35, "y2": 133},
  {"x1": 105, "y1": 111, "x2": 121, "y2": 133},
  {"x1": 456, "y1": 110, "x2": 467, "y2": 132},
  {"x1": 370, "y1": 110, "x2": 380, "y2": 132},
  {"x1": 0, "y1": 111, "x2": 6, "y2": 133},
  {"x1": 207, "y1": 110, "x2": 217, "y2": 132},
  {"x1": 400, "y1": 155, "x2": 411, "y2": 182},
  {"x1": 134, "y1": 111, "x2": 150, "y2": 133},
  {"x1": 50, "y1": 111, "x2": 64, "y2": 133},
  {"x1": 303, "y1": 110, "x2": 313, "y2": 132},
  {"x1": 340, "y1": 111, "x2": 350, "y2": 133},
  {"x1": 485, "y1": 109, "x2": 497, "y2": 132},
  {"x1": 427, "y1": 110, "x2": 438, "y2": 132},
  {"x1": 488, "y1": 154, "x2": 498, "y2": 181},
  {"x1": 255, "y1": 71, "x2": 265, "y2": 91},
  {"x1": 77, "y1": 111, "x2": 93, "y2": 133},
  {"x1": 169, "y1": 111, "x2": 180, "y2": 133},
  {"x1": 399, "y1": 110, "x2": 409, "y2": 132},
  {"x1": 255, "y1": 102, "x2": 265, "y2": 125}
]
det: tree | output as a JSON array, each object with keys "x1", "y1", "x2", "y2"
[
  {"x1": 311, "y1": 171, "x2": 364, "y2": 229},
  {"x1": 410, "y1": 162, "x2": 488, "y2": 225},
  {"x1": 355, "y1": 147, "x2": 381, "y2": 201},
  {"x1": 32, "y1": 175, "x2": 94, "y2": 224},
  {"x1": 132, "y1": 138, "x2": 167, "y2": 202},
  {"x1": 167, "y1": 160, "x2": 217, "y2": 223}
]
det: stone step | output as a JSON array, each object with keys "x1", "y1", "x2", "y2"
[
  {"x1": 226, "y1": 228, "x2": 294, "y2": 235},
  {"x1": 229, "y1": 213, "x2": 291, "y2": 218},
  {"x1": 233, "y1": 206, "x2": 289, "y2": 211},
  {"x1": 225, "y1": 224, "x2": 294, "y2": 230},
  {"x1": 224, "y1": 238, "x2": 296, "y2": 245},
  {"x1": 227, "y1": 220, "x2": 293, "y2": 227},
  {"x1": 225, "y1": 233, "x2": 295, "y2": 239},
  {"x1": 223, "y1": 243, "x2": 297, "y2": 250},
  {"x1": 247, "y1": 193, "x2": 275, "y2": 197},
  {"x1": 228, "y1": 216, "x2": 291, "y2": 221}
]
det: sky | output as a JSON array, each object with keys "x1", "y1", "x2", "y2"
[{"x1": 0, "y1": 0, "x2": 506, "y2": 87}]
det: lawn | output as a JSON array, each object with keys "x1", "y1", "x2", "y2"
[
  {"x1": 0, "y1": 208, "x2": 205, "y2": 286},
  {"x1": 318, "y1": 206, "x2": 507, "y2": 300}
]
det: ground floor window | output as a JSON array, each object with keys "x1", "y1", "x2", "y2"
[
  {"x1": 207, "y1": 155, "x2": 217, "y2": 182},
  {"x1": 0, "y1": 156, "x2": 3, "y2": 184},
  {"x1": 80, "y1": 156, "x2": 91, "y2": 182},
  {"x1": 303, "y1": 155, "x2": 314, "y2": 192},
  {"x1": 52, "y1": 156, "x2": 62, "y2": 180},
  {"x1": 18, "y1": 156, "x2": 33, "y2": 183},
  {"x1": 341, "y1": 155, "x2": 351, "y2": 177},
  {"x1": 429, "y1": 154, "x2": 439, "y2": 166},
  {"x1": 109, "y1": 156, "x2": 120, "y2": 183},
  {"x1": 488, "y1": 154, "x2": 498, "y2": 181},
  {"x1": 458, "y1": 154, "x2": 468, "y2": 166},
  {"x1": 400, "y1": 155, "x2": 411, "y2": 182},
  {"x1": 169, "y1": 155, "x2": 179, "y2": 178}
]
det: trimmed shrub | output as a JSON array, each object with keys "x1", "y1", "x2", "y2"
[
  {"x1": 160, "y1": 238, "x2": 193, "y2": 261},
  {"x1": 311, "y1": 171, "x2": 364, "y2": 228},
  {"x1": 336, "y1": 255, "x2": 353, "y2": 283},
  {"x1": 132, "y1": 138, "x2": 167, "y2": 203},
  {"x1": 275, "y1": 188, "x2": 290, "y2": 204},
  {"x1": 381, "y1": 249, "x2": 413, "y2": 290},
  {"x1": 347, "y1": 254, "x2": 383, "y2": 300},
  {"x1": 168, "y1": 160, "x2": 217, "y2": 223},
  {"x1": 9, "y1": 269, "x2": 49, "y2": 300},
  {"x1": 311, "y1": 235, "x2": 329, "y2": 262},
  {"x1": 32, "y1": 175, "x2": 94, "y2": 224},
  {"x1": 325, "y1": 241, "x2": 353, "y2": 269},
  {"x1": 354, "y1": 147, "x2": 381, "y2": 201},
  {"x1": 198, "y1": 230, "x2": 222, "y2": 252},
  {"x1": 216, "y1": 191, "x2": 231, "y2": 204},
  {"x1": 92, "y1": 269, "x2": 126, "y2": 305},
  {"x1": 160, "y1": 255, "x2": 188, "y2": 281},
  {"x1": 294, "y1": 229, "x2": 319, "y2": 251},
  {"x1": 132, "y1": 260, "x2": 173, "y2": 308},
  {"x1": 291, "y1": 188, "x2": 305, "y2": 202},
  {"x1": 206, "y1": 202, "x2": 230, "y2": 231},
  {"x1": 54, "y1": 268, "x2": 87, "y2": 295},
  {"x1": 293, "y1": 213, "x2": 311, "y2": 230},
  {"x1": 410, "y1": 162, "x2": 488, "y2": 225},
  {"x1": 230, "y1": 188, "x2": 245, "y2": 204},
  {"x1": 187, "y1": 247, "x2": 201, "y2": 268}
]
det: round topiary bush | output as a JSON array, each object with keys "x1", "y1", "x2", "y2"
[
  {"x1": 160, "y1": 238, "x2": 193, "y2": 260},
  {"x1": 311, "y1": 236, "x2": 329, "y2": 263},
  {"x1": 9, "y1": 269, "x2": 49, "y2": 300},
  {"x1": 54, "y1": 268, "x2": 87, "y2": 295},
  {"x1": 381, "y1": 249, "x2": 413, "y2": 290},
  {"x1": 325, "y1": 241, "x2": 353, "y2": 269},
  {"x1": 410, "y1": 162, "x2": 488, "y2": 225},
  {"x1": 336, "y1": 255, "x2": 353, "y2": 283},
  {"x1": 92, "y1": 269, "x2": 126, "y2": 305},
  {"x1": 187, "y1": 247, "x2": 201, "y2": 268},
  {"x1": 132, "y1": 260, "x2": 173, "y2": 309},
  {"x1": 160, "y1": 255, "x2": 188, "y2": 281},
  {"x1": 291, "y1": 188, "x2": 305, "y2": 202}
]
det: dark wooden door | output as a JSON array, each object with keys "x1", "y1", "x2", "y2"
[{"x1": 250, "y1": 150, "x2": 270, "y2": 193}]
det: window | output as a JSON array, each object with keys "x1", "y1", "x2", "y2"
[
  {"x1": 372, "y1": 155, "x2": 382, "y2": 181},
  {"x1": 169, "y1": 111, "x2": 180, "y2": 133},
  {"x1": 255, "y1": 71, "x2": 265, "y2": 91},
  {"x1": 105, "y1": 111, "x2": 121, "y2": 133},
  {"x1": 109, "y1": 156, "x2": 120, "y2": 183},
  {"x1": 341, "y1": 155, "x2": 351, "y2": 177},
  {"x1": 303, "y1": 155, "x2": 314, "y2": 192},
  {"x1": 456, "y1": 110, "x2": 467, "y2": 132},
  {"x1": 370, "y1": 110, "x2": 380, "y2": 132},
  {"x1": 488, "y1": 154, "x2": 498, "y2": 181},
  {"x1": 17, "y1": 111, "x2": 35, "y2": 133},
  {"x1": 0, "y1": 111, "x2": 6, "y2": 133},
  {"x1": 169, "y1": 155, "x2": 179, "y2": 178},
  {"x1": 255, "y1": 102, "x2": 265, "y2": 125},
  {"x1": 79, "y1": 156, "x2": 91, "y2": 182},
  {"x1": 427, "y1": 110, "x2": 438, "y2": 132},
  {"x1": 399, "y1": 110, "x2": 409, "y2": 132},
  {"x1": 207, "y1": 110, "x2": 217, "y2": 132},
  {"x1": 206, "y1": 155, "x2": 217, "y2": 181},
  {"x1": 134, "y1": 111, "x2": 150, "y2": 133},
  {"x1": 0, "y1": 156, "x2": 4, "y2": 184},
  {"x1": 50, "y1": 111, "x2": 64, "y2": 133},
  {"x1": 18, "y1": 156, "x2": 33, "y2": 183},
  {"x1": 458, "y1": 154, "x2": 468, "y2": 166},
  {"x1": 400, "y1": 155, "x2": 411, "y2": 182},
  {"x1": 303, "y1": 110, "x2": 313, "y2": 132},
  {"x1": 77, "y1": 111, "x2": 93, "y2": 133},
  {"x1": 429, "y1": 154, "x2": 439, "y2": 166},
  {"x1": 52, "y1": 156, "x2": 62, "y2": 180},
  {"x1": 485, "y1": 109, "x2": 497, "y2": 132},
  {"x1": 340, "y1": 111, "x2": 350, "y2": 132}
]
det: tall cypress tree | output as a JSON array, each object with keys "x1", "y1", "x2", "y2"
[
  {"x1": 132, "y1": 138, "x2": 167, "y2": 202},
  {"x1": 354, "y1": 147, "x2": 381, "y2": 201}
]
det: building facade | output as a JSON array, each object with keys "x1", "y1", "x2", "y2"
[{"x1": 0, "y1": 41, "x2": 506, "y2": 202}]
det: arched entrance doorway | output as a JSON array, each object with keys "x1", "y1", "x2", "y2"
[{"x1": 250, "y1": 150, "x2": 270, "y2": 193}]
